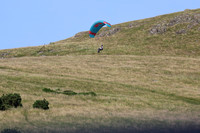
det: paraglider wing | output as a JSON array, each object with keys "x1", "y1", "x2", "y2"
[{"x1": 89, "y1": 20, "x2": 111, "y2": 38}]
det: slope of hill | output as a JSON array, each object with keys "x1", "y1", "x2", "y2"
[
  {"x1": 0, "y1": 8, "x2": 200, "y2": 57},
  {"x1": 0, "y1": 9, "x2": 200, "y2": 133}
]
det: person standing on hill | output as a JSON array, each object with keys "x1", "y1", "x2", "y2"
[{"x1": 98, "y1": 44, "x2": 103, "y2": 53}]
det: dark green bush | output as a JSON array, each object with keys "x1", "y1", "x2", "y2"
[
  {"x1": 62, "y1": 90, "x2": 77, "y2": 95},
  {"x1": 42, "y1": 87, "x2": 97, "y2": 97},
  {"x1": 0, "y1": 93, "x2": 22, "y2": 111},
  {"x1": 42, "y1": 88, "x2": 57, "y2": 93},
  {"x1": 33, "y1": 99, "x2": 49, "y2": 110},
  {"x1": 62, "y1": 90, "x2": 97, "y2": 96},
  {"x1": 0, "y1": 98, "x2": 6, "y2": 111}
]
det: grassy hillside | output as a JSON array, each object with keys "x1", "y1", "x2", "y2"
[
  {"x1": 0, "y1": 9, "x2": 200, "y2": 133},
  {"x1": 0, "y1": 8, "x2": 200, "y2": 57},
  {"x1": 0, "y1": 55, "x2": 200, "y2": 132}
]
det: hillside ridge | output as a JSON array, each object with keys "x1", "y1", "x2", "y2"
[{"x1": 1, "y1": 8, "x2": 200, "y2": 58}]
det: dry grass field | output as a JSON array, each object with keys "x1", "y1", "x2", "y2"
[
  {"x1": 0, "y1": 55, "x2": 200, "y2": 132},
  {"x1": 1, "y1": 8, "x2": 200, "y2": 133}
]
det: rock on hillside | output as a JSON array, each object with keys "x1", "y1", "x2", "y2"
[{"x1": 150, "y1": 12, "x2": 200, "y2": 34}]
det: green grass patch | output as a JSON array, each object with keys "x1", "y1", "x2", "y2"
[
  {"x1": 42, "y1": 88, "x2": 57, "y2": 93},
  {"x1": 0, "y1": 66, "x2": 8, "y2": 69},
  {"x1": 42, "y1": 88, "x2": 97, "y2": 96},
  {"x1": 62, "y1": 90, "x2": 77, "y2": 95}
]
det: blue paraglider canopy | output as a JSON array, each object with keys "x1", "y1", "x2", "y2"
[{"x1": 89, "y1": 20, "x2": 111, "y2": 38}]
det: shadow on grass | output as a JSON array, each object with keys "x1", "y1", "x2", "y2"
[
  {"x1": 14, "y1": 123, "x2": 200, "y2": 133},
  {"x1": 1, "y1": 128, "x2": 21, "y2": 133}
]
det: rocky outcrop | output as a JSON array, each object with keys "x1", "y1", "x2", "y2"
[
  {"x1": 98, "y1": 27, "x2": 121, "y2": 37},
  {"x1": 1, "y1": 52, "x2": 9, "y2": 56},
  {"x1": 168, "y1": 13, "x2": 200, "y2": 27},
  {"x1": 150, "y1": 13, "x2": 200, "y2": 34},
  {"x1": 0, "y1": 52, "x2": 9, "y2": 58},
  {"x1": 150, "y1": 23, "x2": 167, "y2": 34},
  {"x1": 128, "y1": 22, "x2": 143, "y2": 28},
  {"x1": 176, "y1": 29, "x2": 187, "y2": 34}
]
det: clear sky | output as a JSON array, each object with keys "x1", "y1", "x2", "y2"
[{"x1": 0, "y1": 0, "x2": 199, "y2": 50}]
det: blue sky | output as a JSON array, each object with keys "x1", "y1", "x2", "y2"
[{"x1": 0, "y1": 0, "x2": 199, "y2": 50}]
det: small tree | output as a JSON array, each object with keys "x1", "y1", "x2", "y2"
[
  {"x1": 33, "y1": 99, "x2": 49, "y2": 110},
  {"x1": 0, "y1": 93, "x2": 22, "y2": 111}
]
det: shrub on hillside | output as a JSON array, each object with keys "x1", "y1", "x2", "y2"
[
  {"x1": 0, "y1": 98, "x2": 6, "y2": 111},
  {"x1": 62, "y1": 90, "x2": 77, "y2": 95},
  {"x1": 42, "y1": 87, "x2": 97, "y2": 97},
  {"x1": 0, "y1": 93, "x2": 22, "y2": 111},
  {"x1": 62, "y1": 90, "x2": 97, "y2": 96},
  {"x1": 33, "y1": 99, "x2": 49, "y2": 110},
  {"x1": 42, "y1": 88, "x2": 57, "y2": 93}
]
